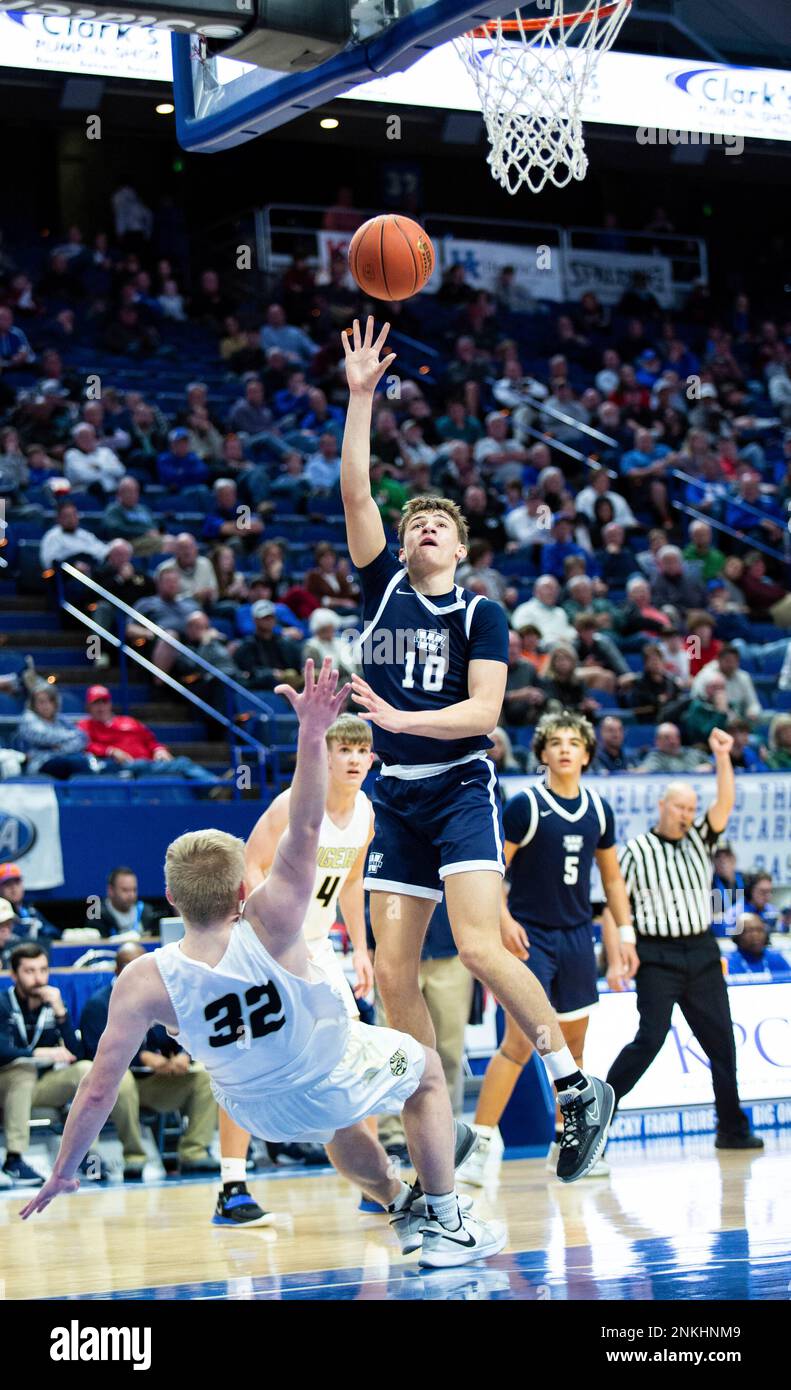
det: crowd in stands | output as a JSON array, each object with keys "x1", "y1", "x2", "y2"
[{"x1": 2, "y1": 191, "x2": 791, "y2": 794}]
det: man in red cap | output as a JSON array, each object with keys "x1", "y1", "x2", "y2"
[
  {"x1": 0, "y1": 864, "x2": 57, "y2": 944},
  {"x1": 78, "y1": 688, "x2": 221, "y2": 793}
]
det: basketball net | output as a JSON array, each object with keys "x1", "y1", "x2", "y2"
[{"x1": 454, "y1": 1, "x2": 632, "y2": 196}]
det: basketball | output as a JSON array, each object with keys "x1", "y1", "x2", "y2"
[{"x1": 347, "y1": 214, "x2": 435, "y2": 301}]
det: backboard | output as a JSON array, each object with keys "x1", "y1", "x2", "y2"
[{"x1": 172, "y1": 0, "x2": 516, "y2": 154}]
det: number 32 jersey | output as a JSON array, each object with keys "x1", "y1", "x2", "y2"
[
  {"x1": 155, "y1": 917, "x2": 350, "y2": 1098},
  {"x1": 357, "y1": 546, "x2": 509, "y2": 768},
  {"x1": 504, "y1": 784, "x2": 615, "y2": 931}
]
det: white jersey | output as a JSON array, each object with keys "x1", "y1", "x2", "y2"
[
  {"x1": 155, "y1": 917, "x2": 349, "y2": 1100},
  {"x1": 302, "y1": 791, "x2": 371, "y2": 946}
]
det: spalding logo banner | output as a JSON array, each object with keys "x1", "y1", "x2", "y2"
[{"x1": 0, "y1": 785, "x2": 64, "y2": 890}]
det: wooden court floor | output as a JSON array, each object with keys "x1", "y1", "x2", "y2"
[{"x1": 2, "y1": 1133, "x2": 790, "y2": 1300}]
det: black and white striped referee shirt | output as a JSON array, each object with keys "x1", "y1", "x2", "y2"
[{"x1": 618, "y1": 814, "x2": 719, "y2": 939}]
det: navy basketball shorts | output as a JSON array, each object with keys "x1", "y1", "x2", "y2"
[
  {"x1": 521, "y1": 923, "x2": 599, "y2": 1020},
  {"x1": 363, "y1": 754, "x2": 505, "y2": 902}
]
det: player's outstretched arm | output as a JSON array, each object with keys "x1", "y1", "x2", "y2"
[
  {"x1": 246, "y1": 659, "x2": 351, "y2": 950},
  {"x1": 341, "y1": 317, "x2": 395, "y2": 568},
  {"x1": 351, "y1": 657, "x2": 507, "y2": 740},
  {"x1": 20, "y1": 958, "x2": 157, "y2": 1218}
]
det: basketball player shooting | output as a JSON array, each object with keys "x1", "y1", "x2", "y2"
[
  {"x1": 341, "y1": 317, "x2": 614, "y2": 1181},
  {"x1": 20, "y1": 658, "x2": 505, "y2": 1269}
]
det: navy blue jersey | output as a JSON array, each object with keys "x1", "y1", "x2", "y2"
[
  {"x1": 503, "y1": 783, "x2": 615, "y2": 931},
  {"x1": 357, "y1": 545, "x2": 508, "y2": 767}
]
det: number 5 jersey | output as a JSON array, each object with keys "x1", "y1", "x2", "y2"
[{"x1": 504, "y1": 783, "x2": 615, "y2": 931}]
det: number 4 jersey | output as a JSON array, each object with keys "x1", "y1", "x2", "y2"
[
  {"x1": 155, "y1": 916, "x2": 350, "y2": 1099},
  {"x1": 357, "y1": 545, "x2": 509, "y2": 768},
  {"x1": 504, "y1": 783, "x2": 615, "y2": 931}
]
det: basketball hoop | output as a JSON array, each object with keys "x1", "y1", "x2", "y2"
[{"x1": 455, "y1": 1, "x2": 632, "y2": 196}]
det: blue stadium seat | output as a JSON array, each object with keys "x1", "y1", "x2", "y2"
[{"x1": 623, "y1": 724, "x2": 655, "y2": 751}]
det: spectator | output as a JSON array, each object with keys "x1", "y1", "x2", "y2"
[
  {"x1": 738, "y1": 551, "x2": 791, "y2": 626},
  {"x1": 682, "y1": 672, "x2": 731, "y2": 745},
  {"x1": 90, "y1": 866, "x2": 162, "y2": 938},
  {"x1": 542, "y1": 516, "x2": 589, "y2": 581},
  {"x1": 473, "y1": 411, "x2": 528, "y2": 485},
  {"x1": 683, "y1": 520, "x2": 726, "y2": 583},
  {"x1": 596, "y1": 522, "x2": 636, "y2": 588},
  {"x1": 634, "y1": 722, "x2": 713, "y2": 773},
  {"x1": 0, "y1": 898, "x2": 23, "y2": 969},
  {"x1": 575, "y1": 468, "x2": 637, "y2": 530},
  {"x1": 636, "y1": 527, "x2": 670, "y2": 582},
  {"x1": 170, "y1": 609, "x2": 240, "y2": 716},
  {"x1": 436, "y1": 399, "x2": 483, "y2": 446},
  {"x1": 79, "y1": 943, "x2": 219, "y2": 1173},
  {"x1": 763, "y1": 714, "x2": 791, "y2": 771},
  {"x1": 0, "y1": 943, "x2": 146, "y2": 1186},
  {"x1": 629, "y1": 643, "x2": 683, "y2": 723},
  {"x1": 744, "y1": 873, "x2": 780, "y2": 931},
  {"x1": 16, "y1": 684, "x2": 102, "y2": 779},
  {"x1": 370, "y1": 456, "x2": 409, "y2": 526},
  {"x1": 724, "y1": 469, "x2": 784, "y2": 542},
  {"x1": 616, "y1": 575, "x2": 672, "y2": 642},
  {"x1": 0, "y1": 864, "x2": 57, "y2": 943},
  {"x1": 712, "y1": 845, "x2": 745, "y2": 931},
  {"x1": 457, "y1": 539, "x2": 509, "y2": 604},
  {"x1": 322, "y1": 186, "x2": 361, "y2": 232},
  {"x1": 303, "y1": 433, "x2": 341, "y2": 494},
  {"x1": 0, "y1": 425, "x2": 29, "y2": 500},
  {"x1": 727, "y1": 717, "x2": 767, "y2": 772},
  {"x1": 156, "y1": 428, "x2": 210, "y2": 495},
  {"x1": 304, "y1": 542, "x2": 360, "y2": 611},
  {"x1": 538, "y1": 643, "x2": 597, "y2": 715},
  {"x1": 573, "y1": 612, "x2": 630, "y2": 692},
  {"x1": 39, "y1": 500, "x2": 109, "y2": 572},
  {"x1": 126, "y1": 400, "x2": 169, "y2": 472},
  {"x1": 92, "y1": 539, "x2": 155, "y2": 633},
  {"x1": 460, "y1": 484, "x2": 508, "y2": 551},
  {"x1": 436, "y1": 261, "x2": 477, "y2": 306},
  {"x1": 0, "y1": 305, "x2": 34, "y2": 365},
  {"x1": 303, "y1": 608, "x2": 358, "y2": 681},
  {"x1": 233, "y1": 601, "x2": 303, "y2": 690},
  {"x1": 591, "y1": 715, "x2": 639, "y2": 773},
  {"x1": 650, "y1": 545, "x2": 708, "y2": 611},
  {"x1": 510, "y1": 574, "x2": 576, "y2": 645},
  {"x1": 618, "y1": 427, "x2": 672, "y2": 524},
  {"x1": 100, "y1": 476, "x2": 171, "y2": 556},
  {"x1": 201, "y1": 479, "x2": 265, "y2": 552},
  {"x1": 226, "y1": 376, "x2": 274, "y2": 437},
  {"x1": 503, "y1": 487, "x2": 551, "y2": 550},
  {"x1": 488, "y1": 725, "x2": 524, "y2": 775},
  {"x1": 726, "y1": 915, "x2": 790, "y2": 978},
  {"x1": 128, "y1": 565, "x2": 202, "y2": 647},
  {"x1": 691, "y1": 646, "x2": 762, "y2": 722},
  {"x1": 518, "y1": 623, "x2": 549, "y2": 678},
  {"x1": 210, "y1": 543, "x2": 248, "y2": 609},
  {"x1": 78, "y1": 686, "x2": 222, "y2": 791},
  {"x1": 686, "y1": 610, "x2": 723, "y2": 677},
  {"x1": 260, "y1": 303, "x2": 317, "y2": 366},
  {"x1": 501, "y1": 630, "x2": 546, "y2": 727},
  {"x1": 156, "y1": 532, "x2": 218, "y2": 606}
]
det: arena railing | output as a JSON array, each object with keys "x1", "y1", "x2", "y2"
[
  {"x1": 670, "y1": 501, "x2": 790, "y2": 569},
  {"x1": 55, "y1": 563, "x2": 273, "y2": 796},
  {"x1": 256, "y1": 204, "x2": 707, "y2": 307}
]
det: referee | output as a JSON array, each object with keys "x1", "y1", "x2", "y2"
[{"x1": 602, "y1": 727, "x2": 763, "y2": 1150}]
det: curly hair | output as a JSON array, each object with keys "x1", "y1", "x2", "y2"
[{"x1": 532, "y1": 709, "x2": 597, "y2": 765}]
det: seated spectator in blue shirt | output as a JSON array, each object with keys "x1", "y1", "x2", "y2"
[
  {"x1": 436, "y1": 399, "x2": 484, "y2": 446},
  {"x1": 620, "y1": 428, "x2": 672, "y2": 478},
  {"x1": 273, "y1": 367, "x2": 312, "y2": 421},
  {"x1": 0, "y1": 306, "x2": 34, "y2": 366},
  {"x1": 590, "y1": 715, "x2": 639, "y2": 773},
  {"x1": 303, "y1": 434, "x2": 341, "y2": 494},
  {"x1": 711, "y1": 844, "x2": 746, "y2": 936},
  {"x1": 723, "y1": 469, "x2": 784, "y2": 541},
  {"x1": 727, "y1": 717, "x2": 767, "y2": 773},
  {"x1": 542, "y1": 516, "x2": 590, "y2": 580},
  {"x1": 726, "y1": 914, "x2": 790, "y2": 978},
  {"x1": 0, "y1": 863, "x2": 58, "y2": 942},
  {"x1": 683, "y1": 455, "x2": 730, "y2": 514},
  {"x1": 157, "y1": 428, "x2": 209, "y2": 492},
  {"x1": 235, "y1": 577, "x2": 305, "y2": 638},
  {"x1": 201, "y1": 478, "x2": 265, "y2": 551},
  {"x1": 745, "y1": 872, "x2": 780, "y2": 931},
  {"x1": 260, "y1": 303, "x2": 318, "y2": 366},
  {"x1": 296, "y1": 387, "x2": 344, "y2": 442}
]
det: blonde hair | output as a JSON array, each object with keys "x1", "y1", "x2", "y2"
[
  {"x1": 165, "y1": 830, "x2": 245, "y2": 927},
  {"x1": 397, "y1": 495, "x2": 469, "y2": 547},
  {"x1": 326, "y1": 714, "x2": 372, "y2": 750}
]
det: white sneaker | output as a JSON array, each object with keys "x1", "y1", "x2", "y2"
[
  {"x1": 457, "y1": 1125, "x2": 503, "y2": 1188},
  {"x1": 390, "y1": 1191, "x2": 473, "y2": 1256},
  {"x1": 419, "y1": 1213, "x2": 507, "y2": 1269},
  {"x1": 580, "y1": 1154, "x2": 610, "y2": 1178}
]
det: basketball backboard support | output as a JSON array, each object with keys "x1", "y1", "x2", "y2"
[{"x1": 172, "y1": 1, "x2": 516, "y2": 154}]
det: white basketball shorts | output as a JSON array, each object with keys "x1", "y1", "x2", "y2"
[{"x1": 215, "y1": 1021, "x2": 426, "y2": 1144}]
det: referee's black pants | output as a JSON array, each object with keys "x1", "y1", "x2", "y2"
[{"x1": 606, "y1": 931, "x2": 749, "y2": 1136}]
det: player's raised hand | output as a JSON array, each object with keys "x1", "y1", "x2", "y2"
[
  {"x1": 708, "y1": 727, "x2": 734, "y2": 757},
  {"x1": 341, "y1": 317, "x2": 396, "y2": 396},
  {"x1": 19, "y1": 1171, "x2": 80, "y2": 1220},
  {"x1": 276, "y1": 657, "x2": 351, "y2": 737}
]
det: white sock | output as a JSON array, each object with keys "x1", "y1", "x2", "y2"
[
  {"x1": 221, "y1": 1157, "x2": 247, "y2": 1185},
  {"x1": 474, "y1": 1123, "x2": 495, "y2": 1139},
  {"x1": 425, "y1": 1190, "x2": 462, "y2": 1231},
  {"x1": 542, "y1": 1046, "x2": 579, "y2": 1082},
  {"x1": 386, "y1": 1180, "x2": 412, "y2": 1214}
]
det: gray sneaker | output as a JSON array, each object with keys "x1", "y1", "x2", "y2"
[
  {"x1": 556, "y1": 1075, "x2": 615, "y2": 1183},
  {"x1": 419, "y1": 1213, "x2": 507, "y2": 1269}
]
